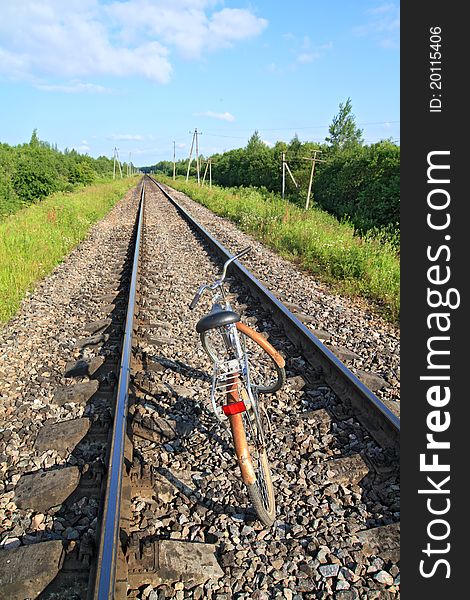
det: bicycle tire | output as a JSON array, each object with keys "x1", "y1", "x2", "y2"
[
  {"x1": 243, "y1": 408, "x2": 276, "y2": 527},
  {"x1": 228, "y1": 392, "x2": 276, "y2": 527},
  {"x1": 201, "y1": 321, "x2": 282, "y2": 526},
  {"x1": 235, "y1": 322, "x2": 286, "y2": 394}
]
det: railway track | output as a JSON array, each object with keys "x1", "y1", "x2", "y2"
[{"x1": 0, "y1": 176, "x2": 400, "y2": 599}]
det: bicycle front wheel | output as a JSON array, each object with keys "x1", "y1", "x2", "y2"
[
  {"x1": 236, "y1": 322, "x2": 286, "y2": 394},
  {"x1": 228, "y1": 395, "x2": 276, "y2": 527},
  {"x1": 242, "y1": 397, "x2": 276, "y2": 526}
]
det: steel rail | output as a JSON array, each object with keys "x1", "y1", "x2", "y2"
[
  {"x1": 149, "y1": 176, "x2": 399, "y2": 450},
  {"x1": 93, "y1": 182, "x2": 145, "y2": 599}
]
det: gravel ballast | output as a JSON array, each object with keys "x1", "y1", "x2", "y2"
[{"x1": 128, "y1": 181, "x2": 400, "y2": 599}]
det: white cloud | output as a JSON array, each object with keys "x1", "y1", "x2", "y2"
[
  {"x1": 36, "y1": 81, "x2": 111, "y2": 93},
  {"x1": 130, "y1": 146, "x2": 163, "y2": 156},
  {"x1": 207, "y1": 9, "x2": 267, "y2": 48},
  {"x1": 195, "y1": 111, "x2": 235, "y2": 122},
  {"x1": 107, "y1": 2, "x2": 267, "y2": 59},
  {"x1": 297, "y1": 52, "x2": 320, "y2": 64},
  {"x1": 274, "y1": 33, "x2": 331, "y2": 71},
  {"x1": 0, "y1": 0, "x2": 267, "y2": 85},
  {"x1": 75, "y1": 141, "x2": 91, "y2": 153},
  {"x1": 0, "y1": 1, "x2": 171, "y2": 84},
  {"x1": 108, "y1": 134, "x2": 144, "y2": 141},
  {"x1": 368, "y1": 3, "x2": 396, "y2": 15},
  {"x1": 354, "y1": 2, "x2": 400, "y2": 49}
]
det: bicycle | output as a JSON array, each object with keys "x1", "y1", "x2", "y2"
[{"x1": 189, "y1": 246, "x2": 286, "y2": 527}]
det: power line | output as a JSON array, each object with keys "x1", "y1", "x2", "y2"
[
  {"x1": 257, "y1": 120, "x2": 400, "y2": 132},
  {"x1": 203, "y1": 133, "x2": 248, "y2": 140},
  {"x1": 203, "y1": 120, "x2": 399, "y2": 136}
]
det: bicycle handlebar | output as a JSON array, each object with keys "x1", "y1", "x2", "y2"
[
  {"x1": 189, "y1": 246, "x2": 251, "y2": 309},
  {"x1": 189, "y1": 284, "x2": 209, "y2": 310},
  {"x1": 219, "y1": 246, "x2": 251, "y2": 282}
]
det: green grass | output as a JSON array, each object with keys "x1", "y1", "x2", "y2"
[
  {"x1": 160, "y1": 176, "x2": 400, "y2": 322},
  {"x1": 0, "y1": 177, "x2": 138, "y2": 322}
]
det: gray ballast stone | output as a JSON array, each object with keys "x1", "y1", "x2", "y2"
[
  {"x1": 160, "y1": 540, "x2": 224, "y2": 584},
  {"x1": 139, "y1": 335, "x2": 174, "y2": 346},
  {"x1": 132, "y1": 414, "x2": 179, "y2": 442},
  {"x1": 102, "y1": 292, "x2": 122, "y2": 303},
  {"x1": 325, "y1": 454, "x2": 369, "y2": 486},
  {"x1": 301, "y1": 408, "x2": 332, "y2": 434},
  {"x1": 64, "y1": 356, "x2": 105, "y2": 378},
  {"x1": 14, "y1": 466, "x2": 81, "y2": 512},
  {"x1": 353, "y1": 369, "x2": 389, "y2": 392},
  {"x1": 34, "y1": 418, "x2": 90, "y2": 454},
  {"x1": 374, "y1": 570, "x2": 394, "y2": 586},
  {"x1": 52, "y1": 380, "x2": 99, "y2": 405},
  {"x1": 324, "y1": 344, "x2": 360, "y2": 362},
  {"x1": 294, "y1": 312, "x2": 317, "y2": 324},
  {"x1": 0, "y1": 539, "x2": 65, "y2": 600},
  {"x1": 282, "y1": 301, "x2": 303, "y2": 313},
  {"x1": 310, "y1": 329, "x2": 332, "y2": 341},
  {"x1": 74, "y1": 333, "x2": 109, "y2": 349},
  {"x1": 83, "y1": 318, "x2": 113, "y2": 335},
  {"x1": 355, "y1": 523, "x2": 400, "y2": 562},
  {"x1": 319, "y1": 563, "x2": 340, "y2": 578}
]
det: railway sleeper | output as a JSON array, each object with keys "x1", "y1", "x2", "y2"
[{"x1": 126, "y1": 536, "x2": 223, "y2": 590}]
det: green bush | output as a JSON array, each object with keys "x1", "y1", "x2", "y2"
[
  {"x1": 1, "y1": 132, "x2": 118, "y2": 220},
  {"x1": 68, "y1": 161, "x2": 95, "y2": 185},
  {"x1": 314, "y1": 141, "x2": 400, "y2": 234},
  {"x1": 12, "y1": 148, "x2": 58, "y2": 203}
]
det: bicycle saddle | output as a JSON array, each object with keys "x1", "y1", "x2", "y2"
[{"x1": 196, "y1": 305, "x2": 240, "y2": 333}]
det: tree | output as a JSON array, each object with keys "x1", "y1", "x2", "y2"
[
  {"x1": 246, "y1": 130, "x2": 265, "y2": 153},
  {"x1": 29, "y1": 129, "x2": 40, "y2": 147},
  {"x1": 13, "y1": 147, "x2": 57, "y2": 203},
  {"x1": 325, "y1": 98, "x2": 363, "y2": 151}
]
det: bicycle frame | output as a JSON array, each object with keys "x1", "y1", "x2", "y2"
[
  {"x1": 189, "y1": 247, "x2": 267, "y2": 446},
  {"x1": 207, "y1": 322, "x2": 256, "y2": 404}
]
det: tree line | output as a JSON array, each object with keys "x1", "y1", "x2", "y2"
[
  {"x1": 150, "y1": 99, "x2": 399, "y2": 238},
  {"x1": 0, "y1": 130, "x2": 119, "y2": 218}
]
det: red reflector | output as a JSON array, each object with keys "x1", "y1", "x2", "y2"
[{"x1": 222, "y1": 401, "x2": 246, "y2": 416}]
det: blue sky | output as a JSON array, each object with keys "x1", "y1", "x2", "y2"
[{"x1": 0, "y1": 0, "x2": 399, "y2": 167}]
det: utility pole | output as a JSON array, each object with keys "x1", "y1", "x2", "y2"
[
  {"x1": 173, "y1": 141, "x2": 176, "y2": 180},
  {"x1": 285, "y1": 162, "x2": 298, "y2": 189},
  {"x1": 186, "y1": 131, "x2": 195, "y2": 181},
  {"x1": 113, "y1": 147, "x2": 122, "y2": 179},
  {"x1": 116, "y1": 149, "x2": 122, "y2": 178},
  {"x1": 195, "y1": 128, "x2": 201, "y2": 185},
  {"x1": 303, "y1": 150, "x2": 325, "y2": 209},
  {"x1": 186, "y1": 129, "x2": 202, "y2": 184},
  {"x1": 281, "y1": 152, "x2": 286, "y2": 199},
  {"x1": 202, "y1": 159, "x2": 208, "y2": 186},
  {"x1": 202, "y1": 158, "x2": 212, "y2": 186},
  {"x1": 281, "y1": 152, "x2": 299, "y2": 198}
]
